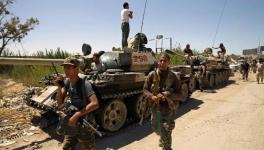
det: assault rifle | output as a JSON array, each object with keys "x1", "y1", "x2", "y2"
[
  {"x1": 52, "y1": 62, "x2": 64, "y2": 87},
  {"x1": 56, "y1": 99, "x2": 102, "y2": 137}
]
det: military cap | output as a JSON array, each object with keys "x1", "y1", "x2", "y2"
[{"x1": 61, "y1": 57, "x2": 80, "y2": 66}]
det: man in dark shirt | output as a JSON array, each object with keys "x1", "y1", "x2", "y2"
[
  {"x1": 240, "y1": 60, "x2": 250, "y2": 81},
  {"x1": 54, "y1": 57, "x2": 100, "y2": 150},
  {"x1": 183, "y1": 44, "x2": 193, "y2": 65},
  {"x1": 213, "y1": 43, "x2": 226, "y2": 58}
]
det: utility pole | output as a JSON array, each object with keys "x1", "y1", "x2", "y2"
[
  {"x1": 165, "y1": 37, "x2": 172, "y2": 51},
  {"x1": 156, "y1": 35, "x2": 163, "y2": 54}
]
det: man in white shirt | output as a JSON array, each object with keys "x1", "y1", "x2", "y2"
[{"x1": 121, "y1": 2, "x2": 133, "y2": 48}]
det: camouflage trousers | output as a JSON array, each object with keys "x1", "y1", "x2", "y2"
[
  {"x1": 256, "y1": 72, "x2": 263, "y2": 83},
  {"x1": 63, "y1": 133, "x2": 95, "y2": 150},
  {"x1": 151, "y1": 110, "x2": 175, "y2": 150}
]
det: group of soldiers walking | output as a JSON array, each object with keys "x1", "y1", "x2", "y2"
[
  {"x1": 240, "y1": 58, "x2": 264, "y2": 84},
  {"x1": 248, "y1": 58, "x2": 264, "y2": 83}
]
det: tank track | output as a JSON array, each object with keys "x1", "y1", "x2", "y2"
[
  {"x1": 100, "y1": 89, "x2": 142, "y2": 99},
  {"x1": 25, "y1": 98, "x2": 56, "y2": 112}
]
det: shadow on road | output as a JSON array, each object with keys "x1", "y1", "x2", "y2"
[
  {"x1": 96, "y1": 97, "x2": 204, "y2": 150},
  {"x1": 208, "y1": 79, "x2": 236, "y2": 91}
]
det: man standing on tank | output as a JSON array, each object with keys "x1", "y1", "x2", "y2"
[
  {"x1": 213, "y1": 43, "x2": 226, "y2": 58},
  {"x1": 144, "y1": 53, "x2": 182, "y2": 150},
  {"x1": 121, "y1": 2, "x2": 133, "y2": 48}
]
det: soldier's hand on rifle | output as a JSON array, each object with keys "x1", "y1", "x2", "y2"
[
  {"x1": 151, "y1": 93, "x2": 164, "y2": 104},
  {"x1": 68, "y1": 111, "x2": 81, "y2": 127}
]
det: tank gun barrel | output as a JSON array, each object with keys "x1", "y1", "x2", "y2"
[
  {"x1": 165, "y1": 49, "x2": 184, "y2": 57},
  {"x1": 0, "y1": 57, "x2": 64, "y2": 66}
]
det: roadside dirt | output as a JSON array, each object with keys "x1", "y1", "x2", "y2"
[{"x1": 1, "y1": 72, "x2": 264, "y2": 150}]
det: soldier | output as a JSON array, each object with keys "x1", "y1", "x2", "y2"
[
  {"x1": 91, "y1": 53, "x2": 106, "y2": 73},
  {"x1": 54, "y1": 57, "x2": 100, "y2": 150},
  {"x1": 256, "y1": 58, "x2": 264, "y2": 84},
  {"x1": 183, "y1": 44, "x2": 193, "y2": 65},
  {"x1": 195, "y1": 61, "x2": 206, "y2": 92},
  {"x1": 143, "y1": 53, "x2": 182, "y2": 150},
  {"x1": 240, "y1": 60, "x2": 250, "y2": 81},
  {"x1": 204, "y1": 47, "x2": 214, "y2": 57},
  {"x1": 121, "y1": 2, "x2": 133, "y2": 48},
  {"x1": 213, "y1": 43, "x2": 226, "y2": 58}
]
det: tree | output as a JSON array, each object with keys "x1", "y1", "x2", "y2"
[{"x1": 0, "y1": 0, "x2": 39, "y2": 55}]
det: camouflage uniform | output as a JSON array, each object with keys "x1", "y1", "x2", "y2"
[
  {"x1": 256, "y1": 62, "x2": 264, "y2": 84},
  {"x1": 144, "y1": 68, "x2": 181, "y2": 150},
  {"x1": 63, "y1": 123, "x2": 96, "y2": 150},
  {"x1": 61, "y1": 77, "x2": 97, "y2": 150}
]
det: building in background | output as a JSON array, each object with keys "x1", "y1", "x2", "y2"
[{"x1": 243, "y1": 46, "x2": 264, "y2": 60}]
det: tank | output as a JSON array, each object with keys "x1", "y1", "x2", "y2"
[
  {"x1": 170, "y1": 65, "x2": 194, "y2": 102},
  {"x1": 191, "y1": 48, "x2": 232, "y2": 88},
  {"x1": 0, "y1": 33, "x2": 194, "y2": 132}
]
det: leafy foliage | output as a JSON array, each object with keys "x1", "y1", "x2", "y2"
[
  {"x1": 32, "y1": 47, "x2": 70, "y2": 59},
  {"x1": 0, "y1": 0, "x2": 39, "y2": 55}
]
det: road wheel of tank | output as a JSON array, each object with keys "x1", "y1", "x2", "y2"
[
  {"x1": 100, "y1": 99, "x2": 127, "y2": 132},
  {"x1": 209, "y1": 74, "x2": 215, "y2": 88},
  {"x1": 180, "y1": 83, "x2": 189, "y2": 103},
  {"x1": 188, "y1": 77, "x2": 196, "y2": 93},
  {"x1": 133, "y1": 94, "x2": 151, "y2": 120}
]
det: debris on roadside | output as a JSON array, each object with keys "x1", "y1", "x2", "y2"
[{"x1": 0, "y1": 87, "x2": 44, "y2": 147}]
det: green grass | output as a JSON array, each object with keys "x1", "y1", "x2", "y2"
[
  {"x1": 0, "y1": 48, "x2": 68, "y2": 86},
  {"x1": 0, "y1": 65, "x2": 64, "y2": 87}
]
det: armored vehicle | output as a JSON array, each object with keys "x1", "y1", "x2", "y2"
[
  {"x1": 170, "y1": 65, "x2": 194, "y2": 102},
  {"x1": 191, "y1": 48, "x2": 232, "y2": 88}
]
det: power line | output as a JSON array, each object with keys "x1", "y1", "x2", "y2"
[
  {"x1": 140, "y1": 0, "x2": 148, "y2": 33},
  {"x1": 212, "y1": 0, "x2": 228, "y2": 47}
]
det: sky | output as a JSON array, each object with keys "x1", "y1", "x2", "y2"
[{"x1": 6, "y1": 0, "x2": 264, "y2": 55}]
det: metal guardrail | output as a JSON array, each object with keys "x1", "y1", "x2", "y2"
[{"x1": 0, "y1": 57, "x2": 64, "y2": 66}]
